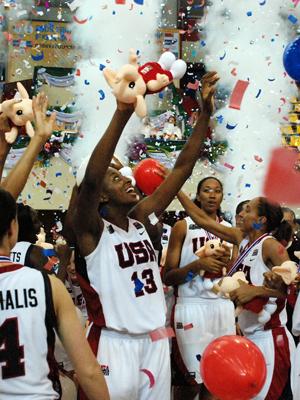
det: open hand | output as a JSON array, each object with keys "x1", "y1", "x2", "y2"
[
  {"x1": 230, "y1": 280, "x2": 258, "y2": 305},
  {"x1": 200, "y1": 71, "x2": 220, "y2": 115},
  {"x1": 198, "y1": 255, "x2": 227, "y2": 275},
  {"x1": 32, "y1": 92, "x2": 56, "y2": 142}
]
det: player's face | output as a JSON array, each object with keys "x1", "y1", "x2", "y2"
[
  {"x1": 235, "y1": 203, "x2": 248, "y2": 229},
  {"x1": 239, "y1": 198, "x2": 261, "y2": 234},
  {"x1": 196, "y1": 179, "x2": 223, "y2": 214},
  {"x1": 102, "y1": 167, "x2": 140, "y2": 207}
]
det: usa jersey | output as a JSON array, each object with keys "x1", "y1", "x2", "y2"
[
  {"x1": 0, "y1": 263, "x2": 60, "y2": 399},
  {"x1": 178, "y1": 216, "x2": 231, "y2": 299},
  {"x1": 65, "y1": 278, "x2": 88, "y2": 320},
  {"x1": 79, "y1": 218, "x2": 166, "y2": 334},
  {"x1": 10, "y1": 241, "x2": 31, "y2": 264},
  {"x1": 236, "y1": 236, "x2": 287, "y2": 334}
]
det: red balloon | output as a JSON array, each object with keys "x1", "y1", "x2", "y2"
[
  {"x1": 133, "y1": 159, "x2": 164, "y2": 195},
  {"x1": 200, "y1": 335, "x2": 266, "y2": 400}
]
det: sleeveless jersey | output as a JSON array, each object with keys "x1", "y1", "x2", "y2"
[
  {"x1": 80, "y1": 218, "x2": 166, "y2": 334},
  {"x1": 235, "y1": 236, "x2": 287, "y2": 334},
  {"x1": 0, "y1": 263, "x2": 60, "y2": 399},
  {"x1": 10, "y1": 241, "x2": 31, "y2": 264},
  {"x1": 178, "y1": 216, "x2": 231, "y2": 299}
]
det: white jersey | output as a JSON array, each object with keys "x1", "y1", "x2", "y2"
[
  {"x1": 0, "y1": 261, "x2": 60, "y2": 399},
  {"x1": 82, "y1": 218, "x2": 166, "y2": 334},
  {"x1": 10, "y1": 241, "x2": 31, "y2": 264},
  {"x1": 178, "y1": 216, "x2": 231, "y2": 299},
  {"x1": 236, "y1": 236, "x2": 287, "y2": 334}
]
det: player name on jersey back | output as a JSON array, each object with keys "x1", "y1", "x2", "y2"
[{"x1": 0, "y1": 288, "x2": 38, "y2": 310}]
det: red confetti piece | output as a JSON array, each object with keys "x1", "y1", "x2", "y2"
[
  {"x1": 263, "y1": 148, "x2": 300, "y2": 204},
  {"x1": 40, "y1": 180, "x2": 47, "y2": 188},
  {"x1": 73, "y1": 15, "x2": 88, "y2": 24},
  {"x1": 224, "y1": 162, "x2": 235, "y2": 170},
  {"x1": 115, "y1": 0, "x2": 126, "y2": 3},
  {"x1": 3, "y1": 32, "x2": 13, "y2": 42},
  {"x1": 231, "y1": 68, "x2": 237, "y2": 76},
  {"x1": 183, "y1": 323, "x2": 194, "y2": 330},
  {"x1": 140, "y1": 369, "x2": 155, "y2": 388},
  {"x1": 75, "y1": 69, "x2": 81, "y2": 76},
  {"x1": 229, "y1": 80, "x2": 249, "y2": 110},
  {"x1": 254, "y1": 155, "x2": 263, "y2": 162},
  {"x1": 149, "y1": 327, "x2": 175, "y2": 342}
]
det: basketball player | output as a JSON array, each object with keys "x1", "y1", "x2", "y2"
[
  {"x1": 177, "y1": 192, "x2": 295, "y2": 400},
  {"x1": 163, "y1": 177, "x2": 234, "y2": 400},
  {"x1": 0, "y1": 187, "x2": 109, "y2": 400},
  {"x1": 71, "y1": 72, "x2": 219, "y2": 400}
]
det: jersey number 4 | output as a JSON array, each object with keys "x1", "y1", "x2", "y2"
[{"x1": 0, "y1": 318, "x2": 25, "y2": 379}]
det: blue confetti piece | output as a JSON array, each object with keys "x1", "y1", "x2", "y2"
[
  {"x1": 200, "y1": 40, "x2": 206, "y2": 47},
  {"x1": 255, "y1": 89, "x2": 262, "y2": 98},
  {"x1": 99, "y1": 64, "x2": 106, "y2": 71},
  {"x1": 226, "y1": 122, "x2": 238, "y2": 130},
  {"x1": 134, "y1": 279, "x2": 144, "y2": 293},
  {"x1": 56, "y1": 172, "x2": 62, "y2": 177},
  {"x1": 216, "y1": 115, "x2": 224, "y2": 124},
  {"x1": 185, "y1": 271, "x2": 195, "y2": 283},
  {"x1": 241, "y1": 164, "x2": 246, "y2": 170},
  {"x1": 259, "y1": 0, "x2": 266, "y2": 5},
  {"x1": 134, "y1": 0, "x2": 144, "y2": 4},
  {"x1": 245, "y1": 183, "x2": 251, "y2": 188},
  {"x1": 159, "y1": 92, "x2": 164, "y2": 99},
  {"x1": 288, "y1": 14, "x2": 298, "y2": 24},
  {"x1": 247, "y1": 11, "x2": 252, "y2": 16},
  {"x1": 84, "y1": 79, "x2": 90, "y2": 85},
  {"x1": 98, "y1": 90, "x2": 105, "y2": 100},
  {"x1": 196, "y1": 354, "x2": 201, "y2": 362},
  {"x1": 31, "y1": 51, "x2": 44, "y2": 61},
  {"x1": 253, "y1": 222, "x2": 263, "y2": 230},
  {"x1": 268, "y1": 78, "x2": 275, "y2": 82},
  {"x1": 219, "y1": 51, "x2": 226, "y2": 60}
]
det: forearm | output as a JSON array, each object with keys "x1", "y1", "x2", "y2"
[
  {"x1": 1, "y1": 136, "x2": 45, "y2": 199},
  {"x1": 84, "y1": 109, "x2": 132, "y2": 188},
  {"x1": 255, "y1": 285, "x2": 287, "y2": 299},
  {"x1": 164, "y1": 260, "x2": 200, "y2": 286},
  {"x1": 77, "y1": 367, "x2": 109, "y2": 400}
]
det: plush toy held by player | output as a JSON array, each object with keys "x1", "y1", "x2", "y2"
[
  {"x1": 0, "y1": 82, "x2": 34, "y2": 144},
  {"x1": 103, "y1": 50, "x2": 187, "y2": 118},
  {"x1": 195, "y1": 239, "x2": 227, "y2": 290}
]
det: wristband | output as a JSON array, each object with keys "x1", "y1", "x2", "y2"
[
  {"x1": 43, "y1": 249, "x2": 56, "y2": 257},
  {"x1": 185, "y1": 271, "x2": 195, "y2": 283}
]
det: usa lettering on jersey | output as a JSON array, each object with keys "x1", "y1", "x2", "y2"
[{"x1": 114, "y1": 239, "x2": 156, "y2": 268}]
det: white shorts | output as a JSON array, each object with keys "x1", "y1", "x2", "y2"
[
  {"x1": 80, "y1": 325, "x2": 171, "y2": 400},
  {"x1": 173, "y1": 297, "x2": 235, "y2": 384},
  {"x1": 246, "y1": 327, "x2": 295, "y2": 400},
  {"x1": 292, "y1": 342, "x2": 300, "y2": 399}
]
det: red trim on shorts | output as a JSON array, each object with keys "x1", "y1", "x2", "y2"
[
  {"x1": 171, "y1": 304, "x2": 198, "y2": 386},
  {"x1": 264, "y1": 298, "x2": 286, "y2": 330},
  {"x1": 78, "y1": 325, "x2": 102, "y2": 400},
  {"x1": 265, "y1": 327, "x2": 291, "y2": 400},
  {"x1": 76, "y1": 273, "x2": 106, "y2": 327}
]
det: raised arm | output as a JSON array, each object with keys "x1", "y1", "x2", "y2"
[
  {"x1": 50, "y1": 276, "x2": 110, "y2": 400},
  {"x1": 0, "y1": 113, "x2": 12, "y2": 182},
  {"x1": 131, "y1": 72, "x2": 218, "y2": 224},
  {"x1": 178, "y1": 191, "x2": 243, "y2": 245},
  {"x1": 73, "y1": 104, "x2": 133, "y2": 256},
  {"x1": 1, "y1": 93, "x2": 56, "y2": 199}
]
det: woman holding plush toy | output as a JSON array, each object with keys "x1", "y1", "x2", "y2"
[
  {"x1": 177, "y1": 193, "x2": 296, "y2": 400},
  {"x1": 163, "y1": 177, "x2": 235, "y2": 400}
]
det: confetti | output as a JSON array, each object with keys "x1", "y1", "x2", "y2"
[
  {"x1": 40, "y1": 180, "x2": 47, "y2": 188},
  {"x1": 134, "y1": 0, "x2": 144, "y2": 4},
  {"x1": 259, "y1": 0, "x2": 266, "y2": 4},
  {"x1": 196, "y1": 354, "x2": 201, "y2": 361},
  {"x1": 76, "y1": 69, "x2": 81, "y2": 76},
  {"x1": 241, "y1": 164, "x2": 246, "y2": 170},
  {"x1": 99, "y1": 64, "x2": 106, "y2": 71},
  {"x1": 229, "y1": 80, "x2": 249, "y2": 110},
  {"x1": 254, "y1": 155, "x2": 263, "y2": 162},
  {"x1": 231, "y1": 68, "x2": 237, "y2": 76},
  {"x1": 219, "y1": 51, "x2": 226, "y2": 60},
  {"x1": 255, "y1": 89, "x2": 262, "y2": 98},
  {"x1": 140, "y1": 369, "x2": 155, "y2": 388},
  {"x1": 183, "y1": 323, "x2": 194, "y2": 330},
  {"x1": 226, "y1": 122, "x2": 238, "y2": 130},
  {"x1": 56, "y1": 172, "x2": 62, "y2": 177},
  {"x1": 98, "y1": 90, "x2": 105, "y2": 100},
  {"x1": 84, "y1": 79, "x2": 90, "y2": 85},
  {"x1": 224, "y1": 162, "x2": 234, "y2": 170},
  {"x1": 43, "y1": 189, "x2": 53, "y2": 201},
  {"x1": 247, "y1": 11, "x2": 252, "y2": 16},
  {"x1": 73, "y1": 15, "x2": 88, "y2": 24},
  {"x1": 134, "y1": 278, "x2": 144, "y2": 293},
  {"x1": 245, "y1": 183, "x2": 251, "y2": 188},
  {"x1": 288, "y1": 15, "x2": 298, "y2": 24}
]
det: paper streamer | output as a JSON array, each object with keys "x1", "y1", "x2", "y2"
[
  {"x1": 229, "y1": 80, "x2": 250, "y2": 110},
  {"x1": 149, "y1": 327, "x2": 175, "y2": 342}
]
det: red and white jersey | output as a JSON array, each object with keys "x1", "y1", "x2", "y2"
[
  {"x1": 0, "y1": 261, "x2": 60, "y2": 399},
  {"x1": 80, "y1": 218, "x2": 166, "y2": 334},
  {"x1": 236, "y1": 236, "x2": 287, "y2": 334},
  {"x1": 10, "y1": 241, "x2": 31, "y2": 264},
  {"x1": 178, "y1": 216, "x2": 231, "y2": 299},
  {"x1": 65, "y1": 278, "x2": 88, "y2": 320}
]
